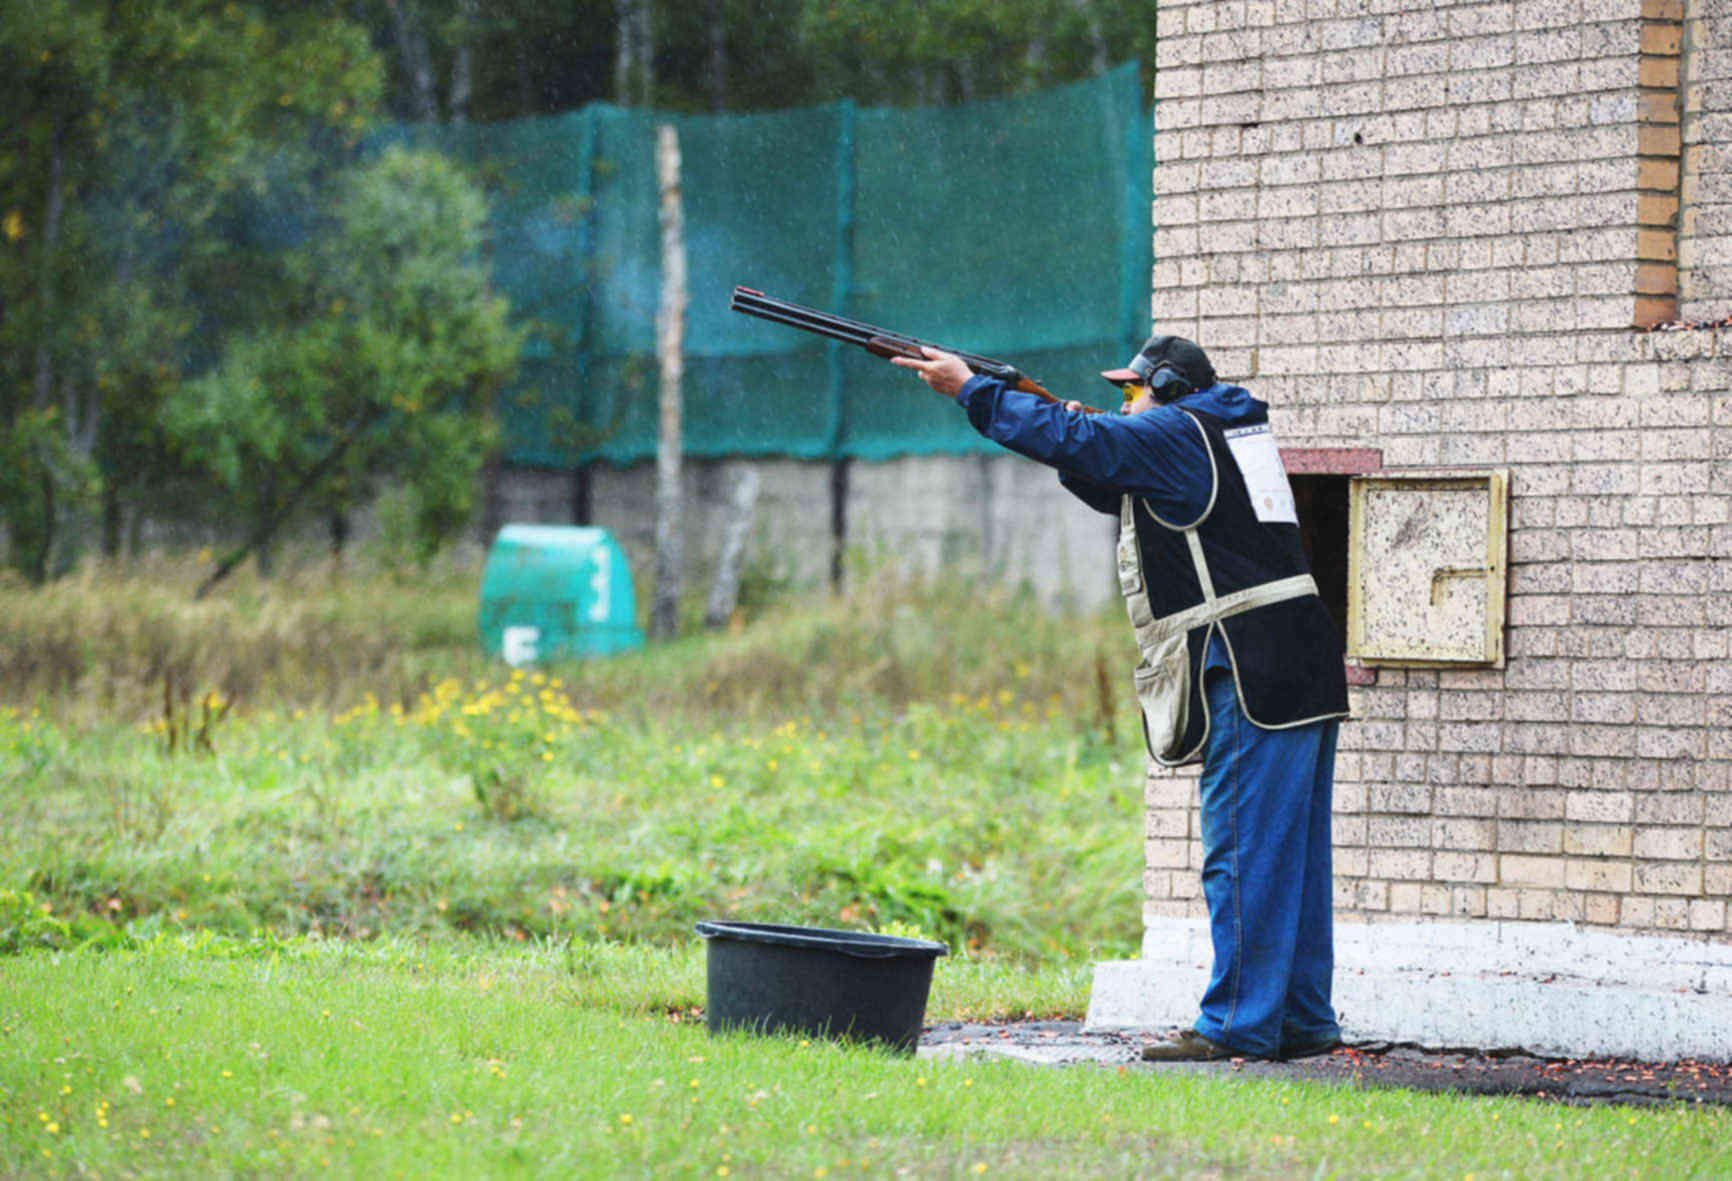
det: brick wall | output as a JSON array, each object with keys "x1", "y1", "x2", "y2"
[
  {"x1": 1681, "y1": 0, "x2": 1732, "y2": 318},
  {"x1": 1144, "y1": 0, "x2": 1732, "y2": 940}
]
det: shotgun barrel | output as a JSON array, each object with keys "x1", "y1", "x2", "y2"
[{"x1": 730, "y1": 286, "x2": 1100, "y2": 412}]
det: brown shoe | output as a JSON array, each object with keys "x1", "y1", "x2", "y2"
[{"x1": 1140, "y1": 1029, "x2": 1239, "y2": 1062}]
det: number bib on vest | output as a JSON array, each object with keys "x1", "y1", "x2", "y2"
[{"x1": 1223, "y1": 423, "x2": 1297, "y2": 525}]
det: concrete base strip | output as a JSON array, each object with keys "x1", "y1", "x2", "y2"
[{"x1": 1087, "y1": 918, "x2": 1732, "y2": 1063}]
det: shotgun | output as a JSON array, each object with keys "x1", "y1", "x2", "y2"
[{"x1": 729, "y1": 287, "x2": 1103, "y2": 414}]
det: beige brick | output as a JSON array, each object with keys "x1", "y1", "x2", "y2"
[
  {"x1": 1501, "y1": 853, "x2": 1567, "y2": 886},
  {"x1": 1567, "y1": 784, "x2": 1641, "y2": 819},
  {"x1": 1435, "y1": 851, "x2": 1499, "y2": 882},
  {"x1": 1487, "y1": 885, "x2": 1521, "y2": 918},
  {"x1": 1146, "y1": 838, "x2": 1190, "y2": 869},
  {"x1": 1368, "y1": 783, "x2": 1432, "y2": 814},
  {"x1": 1690, "y1": 899, "x2": 1727, "y2": 930},
  {"x1": 1567, "y1": 858, "x2": 1635, "y2": 891},
  {"x1": 1368, "y1": 817, "x2": 1432, "y2": 847},
  {"x1": 1146, "y1": 808, "x2": 1190, "y2": 839},
  {"x1": 1501, "y1": 820, "x2": 1565, "y2": 853},
  {"x1": 1369, "y1": 849, "x2": 1432, "y2": 879},
  {"x1": 1144, "y1": 899, "x2": 1197, "y2": 921},
  {"x1": 1437, "y1": 787, "x2": 1500, "y2": 816},
  {"x1": 1518, "y1": 889, "x2": 1557, "y2": 920},
  {"x1": 1635, "y1": 824, "x2": 1704, "y2": 858},
  {"x1": 1635, "y1": 861, "x2": 1704, "y2": 893},
  {"x1": 1388, "y1": 882, "x2": 1424, "y2": 913},
  {"x1": 1563, "y1": 823, "x2": 1636, "y2": 856},
  {"x1": 1142, "y1": 869, "x2": 1177, "y2": 899},
  {"x1": 1450, "y1": 886, "x2": 1488, "y2": 917},
  {"x1": 1653, "y1": 898, "x2": 1692, "y2": 929}
]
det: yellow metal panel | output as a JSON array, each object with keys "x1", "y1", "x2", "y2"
[{"x1": 1347, "y1": 470, "x2": 1509, "y2": 668}]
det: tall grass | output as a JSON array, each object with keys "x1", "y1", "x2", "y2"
[
  {"x1": 0, "y1": 553, "x2": 1136, "y2": 729},
  {"x1": 0, "y1": 554, "x2": 486, "y2": 720},
  {"x1": 1, "y1": 554, "x2": 1147, "y2": 962}
]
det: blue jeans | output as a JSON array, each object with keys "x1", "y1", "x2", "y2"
[{"x1": 1189, "y1": 664, "x2": 1341, "y2": 1058}]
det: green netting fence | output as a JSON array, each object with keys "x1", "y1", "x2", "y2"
[{"x1": 384, "y1": 65, "x2": 1151, "y2": 468}]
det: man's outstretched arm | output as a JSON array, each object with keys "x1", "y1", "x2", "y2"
[{"x1": 1057, "y1": 470, "x2": 1123, "y2": 515}]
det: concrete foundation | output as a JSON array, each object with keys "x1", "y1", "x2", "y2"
[{"x1": 1088, "y1": 917, "x2": 1732, "y2": 1062}]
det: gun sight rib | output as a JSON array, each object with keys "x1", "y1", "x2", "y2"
[
  {"x1": 731, "y1": 288, "x2": 1009, "y2": 372},
  {"x1": 728, "y1": 285, "x2": 1093, "y2": 412}
]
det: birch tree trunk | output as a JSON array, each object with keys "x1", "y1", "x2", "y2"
[
  {"x1": 635, "y1": 1, "x2": 653, "y2": 106},
  {"x1": 651, "y1": 123, "x2": 685, "y2": 640},
  {"x1": 386, "y1": 0, "x2": 440, "y2": 122},
  {"x1": 32, "y1": 128, "x2": 65, "y2": 411},
  {"x1": 614, "y1": 0, "x2": 632, "y2": 103},
  {"x1": 706, "y1": 0, "x2": 727, "y2": 111},
  {"x1": 705, "y1": 466, "x2": 759, "y2": 629},
  {"x1": 1072, "y1": 0, "x2": 1109, "y2": 74},
  {"x1": 615, "y1": 0, "x2": 653, "y2": 106},
  {"x1": 450, "y1": 0, "x2": 477, "y2": 123},
  {"x1": 33, "y1": 129, "x2": 67, "y2": 576}
]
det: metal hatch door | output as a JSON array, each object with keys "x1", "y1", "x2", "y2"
[{"x1": 1346, "y1": 470, "x2": 1510, "y2": 667}]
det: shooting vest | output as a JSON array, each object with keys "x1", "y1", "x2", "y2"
[{"x1": 1119, "y1": 407, "x2": 1349, "y2": 766}]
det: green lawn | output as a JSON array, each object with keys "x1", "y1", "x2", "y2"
[
  {"x1": 5, "y1": 940, "x2": 1728, "y2": 1177},
  {"x1": 3, "y1": 567, "x2": 1729, "y2": 1176}
]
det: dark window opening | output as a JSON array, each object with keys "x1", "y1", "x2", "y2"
[{"x1": 1290, "y1": 473, "x2": 1350, "y2": 650}]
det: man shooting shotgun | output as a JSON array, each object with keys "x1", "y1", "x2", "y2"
[{"x1": 766, "y1": 292, "x2": 1344, "y2": 1063}]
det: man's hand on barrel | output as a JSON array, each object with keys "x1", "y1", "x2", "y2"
[{"x1": 891, "y1": 347, "x2": 974, "y2": 398}]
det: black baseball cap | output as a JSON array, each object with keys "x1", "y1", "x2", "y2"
[{"x1": 1101, "y1": 334, "x2": 1216, "y2": 390}]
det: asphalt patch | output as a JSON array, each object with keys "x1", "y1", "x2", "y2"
[{"x1": 919, "y1": 1021, "x2": 1732, "y2": 1108}]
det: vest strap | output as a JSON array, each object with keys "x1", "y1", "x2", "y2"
[{"x1": 1132, "y1": 571, "x2": 1318, "y2": 650}]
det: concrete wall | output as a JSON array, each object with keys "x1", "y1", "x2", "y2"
[
  {"x1": 492, "y1": 454, "x2": 1121, "y2": 617},
  {"x1": 1089, "y1": 0, "x2": 1732, "y2": 1057}
]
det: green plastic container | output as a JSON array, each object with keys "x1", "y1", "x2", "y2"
[{"x1": 478, "y1": 525, "x2": 644, "y2": 666}]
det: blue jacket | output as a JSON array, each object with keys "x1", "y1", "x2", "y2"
[
  {"x1": 954, "y1": 375, "x2": 1273, "y2": 525},
  {"x1": 956, "y1": 374, "x2": 1283, "y2": 675}
]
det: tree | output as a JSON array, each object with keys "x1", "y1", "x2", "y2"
[
  {"x1": 348, "y1": 0, "x2": 1148, "y2": 123},
  {"x1": 166, "y1": 146, "x2": 522, "y2": 587},
  {"x1": 0, "y1": 0, "x2": 382, "y2": 580},
  {"x1": 792, "y1": 0, "x2": 1148, "y2": 107}
]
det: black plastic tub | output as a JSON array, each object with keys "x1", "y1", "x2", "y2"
[{"x1": 695, "y1": 921, "x2": 949, "y2": 1054}]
